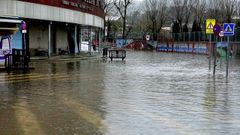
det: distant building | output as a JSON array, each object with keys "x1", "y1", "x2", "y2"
[{"x1": 0, "y1": 0, "x2": 104, "y2": 57}]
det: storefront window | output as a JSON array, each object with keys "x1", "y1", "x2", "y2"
[{"x1": 80, "y1": 28, "x2": 98, "y2": 52}]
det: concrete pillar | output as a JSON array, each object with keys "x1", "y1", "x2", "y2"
[
  {"x1": 74, "y1": 25, "x2": 78, "y2": 55},
  {"x1": 89, "y1": 27, "x2": 92, "y2": 55},
  {"x1": 48, "y1": 22, "x2": 52, "y2": 58},
  {"x1": 98, "y1": 28, "x2": 101, "y2": 53},
  {"x1": 79, "y1": 26, "x2": 82, "y2": 52}
]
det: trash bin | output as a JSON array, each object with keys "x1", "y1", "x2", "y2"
[{"x1": 103, "y1": 48, "x2": 108, "y2": 57}]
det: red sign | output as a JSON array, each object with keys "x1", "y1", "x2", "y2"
[{"x1": 18, "y1": 0, "x2": 104, "y2": 18}]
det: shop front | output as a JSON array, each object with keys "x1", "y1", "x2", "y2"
[
  {"x1": 0, "y1": 0, "x2": 104, "y2": 59},
  {"x1": 0, "y1": 17, "x2": 23, "y2": 65}
]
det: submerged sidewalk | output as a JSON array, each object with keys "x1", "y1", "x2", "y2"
[
  {"x1": 31, "y1": 52, "x2": 102, "y2": 62},
  {"x1": 0, "y1": 52, "x2": 102, "y2": 72}
]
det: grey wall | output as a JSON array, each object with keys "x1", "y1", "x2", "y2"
[
  {"x1": 56, "y1": 26, "x2": 68, "y2": 51},
  {"x1": 29, "y1": 23, "x2": 48, "y2": 50}
]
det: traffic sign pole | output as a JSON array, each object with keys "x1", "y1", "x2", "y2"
[
  {"x1": 209, "y1": 35, "x2": 212, "y2": 70},
  {"x1": 206, "y1": 19, "x2": 215, "y2": 71},
  {"x1": 226, "y1": 37, "x2": 230, "y2": 78},
  {"x1": 213, "y1": 39, "x2": 216, "y2": 76},
  {"x1": 223, "y1": 23, "x2": 234, "y2": 78}
]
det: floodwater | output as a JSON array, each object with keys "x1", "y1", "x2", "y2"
[{"x1": 1, "y1": 51, "x2": 240, "y2": 135}]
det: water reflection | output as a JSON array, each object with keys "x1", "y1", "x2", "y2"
[
  {"x1": 66, "y1": 62, "x2": 75, "y2": 73},
  {"x1": 204, "y1": 78, "x2": 217, "y2": 110},
  {"x1": 0, "y1": 51, "x2": 240, "y2": 135},
  {"x1": 50, "y1": 62, "x2": 57, "y2": 74}
]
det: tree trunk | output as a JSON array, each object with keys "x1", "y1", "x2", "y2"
[
  {"x1": 152, "y1": 21, "x2": 155, "y2": 41},
  {"x1": 123, "y1": 17, "x2": 126, "y2": 39},
  {"x1": 122, "y1": 7, "x2": 127, "y2": 39},
  {"x1": 227, "y1": 15, "x2": 231, "y2": 23},
  {"x1": 104, "y1": 18, "x2": 106, "y2": 41},
  {"x1": 107, "y1": 20, "x2": 111, "y2": 40}
]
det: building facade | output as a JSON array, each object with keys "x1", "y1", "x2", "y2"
[{"x1": 0, "y1": 0, "x2": 105, "y2": 57}]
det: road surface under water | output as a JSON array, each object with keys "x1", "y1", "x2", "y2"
[{"x1": 1, "y1": 51, "x2": 240, "y2": 135}]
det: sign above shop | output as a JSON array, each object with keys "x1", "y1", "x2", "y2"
[
  {"x1": 61, "y1": 0, "x2": 93, "y2": 11},
  {"x1": 18, "y1": 0, "x2": 104, "y2": 18}
]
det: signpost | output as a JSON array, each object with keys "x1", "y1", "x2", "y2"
[
  {"x1": 206, "y1": 20, "x2": 235, "y2": 78},
  {"x1": 213, "y1": 24, "x2": 221, "y2": 36},
  {"x1": 223, "y1": 23, "x2": 235, "y2": 36},
  {"x1": 223, "y1": 23, "x2": 235, "y2": 78},
  {"x1": 219, "y1": 31, "x2": 224, "y2": 38},
  {"x1": 206, "y1": 19, "x2": 215, "y2": 71},
  {"x1": 206, "y1": 19, "x2": 215, "y2": 34},
  {"x1": 213, "y1": 23, "x2": 222, "y2": 76},
  {"x1": 146, "y1": 35, "x2": 150, "y2": 41},
  {"x1": 21, "y1": 21, "x2": 27, "y2": 70}
]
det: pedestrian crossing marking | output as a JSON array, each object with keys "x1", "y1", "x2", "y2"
[
  {"x1": 225, "y1": 24, "x2": 233, "y2": 32},
  {"x1": 223, "y1": 23, "x2": 235, "y2": 36}
]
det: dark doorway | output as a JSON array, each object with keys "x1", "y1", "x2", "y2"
[
  {"x1": 67, "y1": 25, "x2": 75, "y2": 54},
  {"x1": 52, "y1": 24, "x2": 57, "y2": 54}
]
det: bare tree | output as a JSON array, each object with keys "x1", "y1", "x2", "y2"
[
  {"x1": 104, "y1": 0, "x2": 115, "y2": 17},
  {"x1": 207, "y1": 0, "x2": 219, "y2": 19},
  {"x1": 171, "y1": 0, "x2": 184, "y2": 32},
  {"x1": 237, "y1": 1, "x2": 240, "y2": 19},
  {"x1": 157, "y1": 1, "x2": 168, "y2": 31},
  {"x1": 138, "y1": 12, "x2": 152, "y2": 37},
  {"x1": 103, "y1": 0, "x2": 118, "y2": 40},
  {"x1": 114, "y1": 0, "x2": 133, "y2": 39},
  {"x1": 172, "y1": 0, "x2": 194, "y2": 32},
  {"x1": 193, "y1": 0, "x2": 206, "y2": 28},
  {"x1": 219, "y1": 0, "x2": 237, "y2": 23},
  {"x1": 183, "y1": 0, "x2": 194, "y2": 25},
  {"x1": 145, "y1": 0, "x2": 159, "y2": 40},
  {"x1": 206, "y1": 0, "x2": 236, "y2": 23},
  {"x1": 145, "y1": 0, "x2": 168, "y2": 40}
]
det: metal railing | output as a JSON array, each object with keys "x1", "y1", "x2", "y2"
[
  {"x1": 159, "y1": 31, "x2": 240, "y2": 43},
  {"x1": 4, "y1": 49, "x2": 30, "y2": 72},
  {"x1": 108, "y1": 49, "x2": 126, "y2": 61}
]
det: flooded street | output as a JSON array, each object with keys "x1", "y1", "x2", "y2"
[{"x1": 1, "y1": 51, "x2": 240, "y2": 135}]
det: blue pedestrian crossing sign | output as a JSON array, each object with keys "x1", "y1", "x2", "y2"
[{"x1": 223, "y1": 23, "x2": 235, "y2": 36}]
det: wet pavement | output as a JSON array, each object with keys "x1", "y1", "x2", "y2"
[{"x1": 1, "y1": 51, "x2": 240, "y2": 135}]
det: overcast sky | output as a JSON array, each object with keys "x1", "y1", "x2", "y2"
[{"x1": 129, "y1": 0, "x2": 144, "y2": 13}]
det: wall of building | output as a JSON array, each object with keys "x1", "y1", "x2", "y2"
[
  {"x1": 0, "y1": 0, "x2": 104, "y2": 28},
  {"x1": 18, "y1": 0, "x2": 104, "y2": 18},
  {"x1": 0, "y1": 0, "x2": 104, "y2": 56}
]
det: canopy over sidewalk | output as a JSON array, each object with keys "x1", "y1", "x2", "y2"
[{"x1": 0, "y1": 16, "x2": 22, "y2": 35}]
